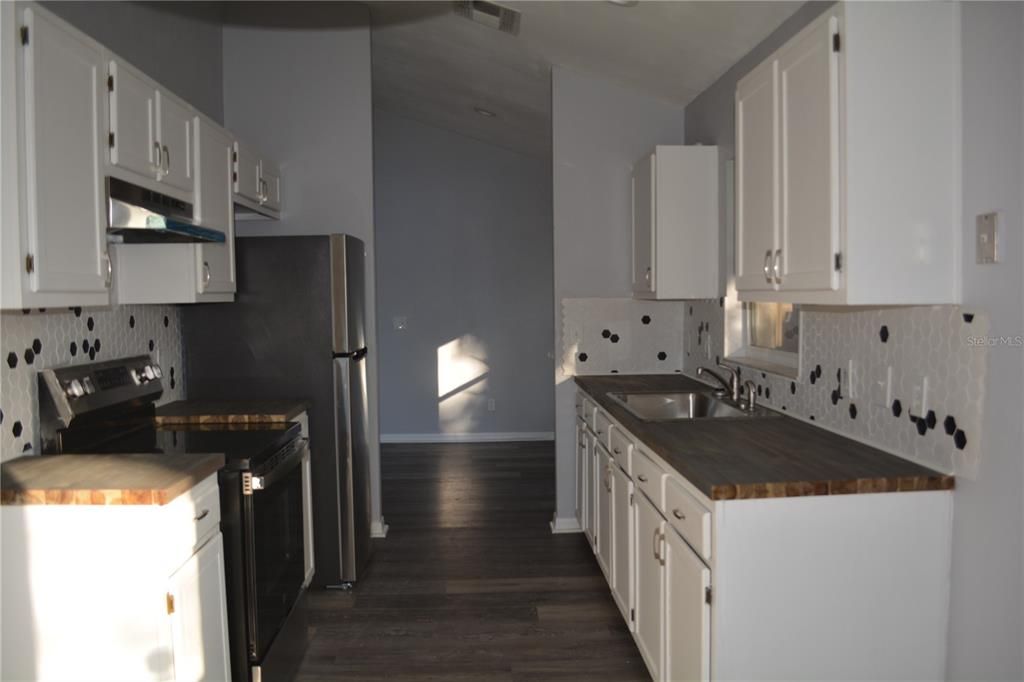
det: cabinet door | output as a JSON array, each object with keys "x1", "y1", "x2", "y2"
[
  {"x1": 167, "y1": 533, "x2": 232, "y2": 682},
  {"x1": 193, "y1": 118, "x2": 235, "y2": 294},
  {"x1": 20, "y1": 7, "x2": 110, "y2": 295},
  {"x1": 634, "y1": 492, "x2": 665, "y2": 681},
  {"x1": 576, "y1": 420, "x2": 586, "y2": 526},
  {"x1": 664, "y1": 528, "x2": 711, "y2": 682},
  {"x1": 259, "y1": 159, "x2": 281, "y2": 211},
  {"x1": 109, "y1": 60, "x2": 157, "y2": 179},
  {"x1": 777, "y1": 13, "x2": 840, "y2": 291},
  {"x1": 589, "y1": 431, "x2": 600, "y2": 553},
  {"x1": 610, "y1": 463, "x2": 634, "y2": 628},
  {"x1": 596, "y1": 444, "x2": 613, "y2": 579},
  {"x1": 156, "y1": 90, "x2": 192, "y2": 193},
  {"x1": 233, "y1": 141, "x2": 261, "y2": 203},
  {"x1": 581, "y1": 428, "x2": 594, "y2": 545},
  {"x1": 735, "y1": 58, "x2": 779, "y2": 293},
  {"x1": 631, "y1": 154, "x2": 655, "y2": 294}
]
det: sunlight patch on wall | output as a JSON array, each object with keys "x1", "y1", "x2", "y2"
[{"x1": 437, "y1": 335, "x2": 489, "y2": 433}]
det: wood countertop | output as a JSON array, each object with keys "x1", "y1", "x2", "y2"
[
  {"x1": 575, "y1": 374, "x2": 953, "y2": 501},
  {"x1": 154, "y1": 400, "x2": 310, "y2": 426},
  {"x1": 0, "y1": 453, "x2": 225, "y2": 505}
]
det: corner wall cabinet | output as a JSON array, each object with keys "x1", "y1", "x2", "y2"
[
  {"x1": 735, "y1": 2, "x2": 961, "y2": 304},
  {"x1": 1, "y1": 474, "x2": 232, "y2": 681},
  {"x1": 1, "y1": 1, "x2": 284, "y2": 309},
  {"x1": 233, "y1": 140, "x2": 282, "y2": 219},
  {"x1": 575, "y1": 387, "x2": 953, "y2": 681},
  {"x1": 631, "y1": 146, "x2": 719, "y2": 300}
]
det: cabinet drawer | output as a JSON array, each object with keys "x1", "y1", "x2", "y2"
[
  {"x1": 632, "y1": 448, "x2": 665, "y2": 508},
  {"x1": 665, "y1": 476, "x2": 711, "y2": 561},
  {"x1": 594, "y1": 410, "x2": 612, "y2": 445},
  {"x1": 582, "y1": 398, "x2": 596, "y2": 430},
  {"x1": 163, "y1": 473, "x2": 221, "y2": 565},
  {"x1": 575, "y1": 394, "x2": 585, "y2": 419},
  {"x1": 609, "y1": 428, "x2": 633, "y2": 472}
]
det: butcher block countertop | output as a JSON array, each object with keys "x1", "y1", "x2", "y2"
[
  {"x1": 0, "y1": 453, "x2": 225, "y2": 505},
  {"x1": 575, "y1": 374, "x2": 954, "y2": 501},
  {"x1": 154, "y1": 399, "x2": 310, "y2": 426}
]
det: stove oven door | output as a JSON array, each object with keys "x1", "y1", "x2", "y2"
[{"x1": 243, "y1": 437, "x2": 309, "y2": 664}]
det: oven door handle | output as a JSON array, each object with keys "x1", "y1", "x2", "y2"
[{"x1": 251, "y1": 438, "x2": 308, "y2": 492}]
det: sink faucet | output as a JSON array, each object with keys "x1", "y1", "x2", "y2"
[
  {"x1": 697, "y1": 363, "x2": 741, "y2": 402},
  {"x1": 742, "y1": 379, "x2": 758, "y2": 411}
]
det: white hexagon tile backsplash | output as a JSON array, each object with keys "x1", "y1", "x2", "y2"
[
  {"x1": 682, "y1": 300, "x2": 989, "y2": 478},
  {"x1": 0, "y1": 305, "x2": 184, "y2": 461}
]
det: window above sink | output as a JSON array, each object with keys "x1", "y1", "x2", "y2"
[{"x1": 727, "y1": 302, "x2": 801, "y2": 379}]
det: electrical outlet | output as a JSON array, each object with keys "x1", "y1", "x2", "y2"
[
  {"x1": 487, "y1": 398, "x2": 496, "y2": 412},
  {"x1": 910, "y1": 376, "x2": 929, "y2": 417},
  {"x1": 847, "y1": 360, "x2": 857, "y2": 400},
  {"x1": 704, "y1": 336, "x2": 712, "y2": 360}
]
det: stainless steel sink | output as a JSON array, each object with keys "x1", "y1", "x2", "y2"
[{"x1": 607, "y1": 391, "x2": 780, "y2": 421}]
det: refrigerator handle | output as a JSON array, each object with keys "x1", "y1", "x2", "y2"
[{"x1": 351, "y1": 348, "x2": 368, "y2": 361}]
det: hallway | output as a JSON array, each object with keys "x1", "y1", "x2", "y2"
[{"x1": 296, "y1": 442, "x2": 647, "y2": 681}]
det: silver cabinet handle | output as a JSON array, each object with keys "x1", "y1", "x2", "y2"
[
  {"x1": 613, "y1": 448, "x2": 622, "y2": 455},
  {"x1": 672, "y1": 508, "x2": 686, "y2": 520},
  {"x1": 658, "y1": 529, "x2": 666, "y2": 566},
  {"x1": 644, "y1": 266, "x2": 651, "y2": 283},
  {"x1": 153, "y1": 141, "x2": 163, "y2": 173},
  {"x1": 103, "y1": 253, "x2": 112, "y2": 288},
  {"x1": 773, "y1": 248, "x2": 782, "y2": 284},
  {"x1": 638, "y1": 474, "x2": 648, "y2": 482},
  {"x1": 653, "y1": 527, "x2": 661, "y2": 561},
  {"x1": 194, "y1": 509, "x2": 210, "y2": 522},
  {"x1": 163, "y1": 144, "x2": 170, "y2": 174},
  {"x1": 763, "y1": 250, "x2": 772, "y2": 283},
  {"x1": 202, "y1": 261, "x2": 211, "y2": 289},
  {"x1": 596, "y1": 429, "x2": 604, "y2": 436}
]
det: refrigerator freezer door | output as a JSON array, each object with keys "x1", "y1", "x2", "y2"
[
  {"x1": 332, "y1": 352, "x2": 373, "y2": 582},
  {"x1": 330, "y1": 235, "x2": 367, "y2": 355}
]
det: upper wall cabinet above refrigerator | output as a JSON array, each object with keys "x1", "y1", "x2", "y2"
[
  {"x1": 631, "y1": 146, "x2": 719, "y2": 300},
  {"x1": 233, "y1": 140, "x2": 282, "y2": 220},
  {"x1": 735, "y1": 2, "x2": 961, "y2": 305}
]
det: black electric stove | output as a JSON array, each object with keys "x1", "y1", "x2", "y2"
[{"x1": 38, "y1": 355, "x2": 310, "y2": 682}]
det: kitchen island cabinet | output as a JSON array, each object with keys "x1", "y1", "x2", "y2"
[
  {"x1": 575, "y1": 375, "x2": 953, "y2": 681},
  {"x1": 1, "y1": 461, "x2": 231, "y2": 681}
]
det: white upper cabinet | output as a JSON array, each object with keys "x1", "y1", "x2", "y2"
[
  {"x1": 108, "y1": 60, "x2": 191, "y2": 196},
  {"x1": 233, "y1": 140, "x2": 282, "y2": 218},
  {"x1": 735, "y1": 3, "x2": 961, "y2": 304},
  {"x1": 632, "y1": 146, "x2": 719, "y2": 300},
  {"x1": 1, "y1": 3, "x2": 111, "y2": 309}
]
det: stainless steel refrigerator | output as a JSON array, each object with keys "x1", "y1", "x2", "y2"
[{"x1": 182, "y1": 234, "x2": 373, "y2": 586}]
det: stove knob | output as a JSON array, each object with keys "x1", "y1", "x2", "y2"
[
  {"x1": 143, "y1": 365, "x2": 156, "y2": 380},
  {"x1": 152, "y1": 364, "x2": 163, "y2": 379},
  {"x1": 129, "y1": 369, "x2": 141, "y2": 385},
  {"x1": 67, "y1": 379, "x2": 85, "y2": 398}
]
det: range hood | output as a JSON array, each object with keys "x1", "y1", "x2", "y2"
[{"x1": 106, "y1": 177, "x2": 225, "y2": 244}]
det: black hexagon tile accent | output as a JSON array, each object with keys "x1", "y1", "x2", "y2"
[
  {"x1": 610, "y1": 334, "x2": 620, "y2": 343},
  {"x1": 69, "y1": 341, "x2": 77, "y2": 357},
  {"x1": 641, "y1": 315, "x2": 651, "y2": 325},
  {"x1": 86, "y1": 316, "x2": 94, "y2": 331},
  {"x1": 790, "y1": 382, "x2": 796, "y2": 395},
  {"x1": 953, "y1": 429, "x2": 967, "y2": 449},
  {"x1": 6, "y1": 352, "x2": 17, "y2": 369},
  {"x1": 962, "y1": 313, "x2": 974, "y2": 323},
  {"x1": 925, "y1": 410, "x2": 937, "y2": 430},
  {"x1": 831, "y1": 389, "x2": 840, "y2": 405},
  {"x1": 129, "y1": 315, "x2": 136, "y2": 329},
  {"x1": 944, "y1": 416, "x2": 957, "y2": 435},
  {"x1": 163, "y1": 315, "x2": 170, "y2": 328},
  {"x1": 810, "y1": 372, "x2": 817, "y2": 385},
  {"x1": 31, "y1": 339, "x2": 41, "y2": 354},
  {"x1": 849, "y1": 404, "x2": 858, "y2": 419},
  {"x1": 916, "y1": 419, "x2": 928, "y2": 436},
  {"x1": 815, "y1": 365, "x2": 822, "y2": 378},
  {"x1": 12, "y1": 421, "x2": 22, "y2": 438},
  {"x1": 89, "y1": 348, "x2": 96, "y2": 360},
  {"x1": 73, "y1": 306, "x2": 82, "y2": 317},
  {"x1": 601, "y1": 329, "x2": 611, "y2": 339},
  {"x1": 879, "y1": 325, "x2": 889, "y2": 343},
  {"x1": 765, "y1": 387, "x2": 771, "y2": 400},
  {"x1": 657, "y1": 351, "x2": 667, "y2": 361},
  {"x1": 94, "y1": 339, "x2": 101, "y2": 353},
  {"x1": 23, "y1": 349, "x2": 34, "y2": 365},
  {"x1": 82, "y1": 339, "x2": 90, "y2": 352},
  {"x1": 577, "y1": 352, "x2": 588, "y2": 362},
  {"x1": 149, "y1": 340, "x2": 155, "y2": 352},
  {"x1": 892, "y1": 400, "x2": 903, "y2": 417}
]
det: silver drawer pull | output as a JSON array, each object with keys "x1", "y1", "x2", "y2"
[
  {"x1": 672, "y1": 508, "x2": 686, "y2": 521},
  {"x1": 194, "y1": 509, "x2": 210, "y2": 522},
  {"x1": 637, "y1": 474, "x2": 648, "y2": 482},
  {"x1": 613, "y1": 448, "x2": 622, "y2": 455},
  {"x1": 597, "y1": 429, "x2": 604, "y2": 436}
]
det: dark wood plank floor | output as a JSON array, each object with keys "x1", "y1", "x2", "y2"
[{"x1": 295, "y1": 441, "x2": 648, "y2": 681}]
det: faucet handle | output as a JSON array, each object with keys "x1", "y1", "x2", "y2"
[{"x1": 742, "y1": 380, "x2": 758, "y2": 411}]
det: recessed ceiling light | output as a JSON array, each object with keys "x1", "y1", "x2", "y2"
[{"x1": 474, "y1": 107, "x2": 497, "y2": 118}]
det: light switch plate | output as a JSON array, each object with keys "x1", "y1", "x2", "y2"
[{"x1": 976, "y1": 212, "x2": 999, "y2": 264}]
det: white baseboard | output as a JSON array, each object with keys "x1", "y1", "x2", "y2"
[
  {"x1": 550, "y1": 514, "x2": 583, "y2": 534},
  {"x1": 380, "y1": 432, "x2": 554, "y2": 444},
  {"x1": 370, "y1": 518, "x2": 389, "y2": 539}
]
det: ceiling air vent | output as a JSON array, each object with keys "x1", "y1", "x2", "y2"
[{"x1": 453, "y1": 1, "x2": 521, "y2": 36}]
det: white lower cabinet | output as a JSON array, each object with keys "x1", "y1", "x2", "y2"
[
  {"x1": 577, "y1": 388, "x2": 954, "y2": 682},
  {"x1": 0, "y1": 474, "x2": 231, "y2": 681},
  {"x1": 634, "y1": 491, "x2": 665, "y2": 680}
]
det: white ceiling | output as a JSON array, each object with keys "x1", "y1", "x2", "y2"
[{"x1": 369, "y1": 1, "x2": 802, "y2": 158}]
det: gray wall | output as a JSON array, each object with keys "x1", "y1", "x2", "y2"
[
  {"x1": 374, "y1": 111, "x2": 554, "y2": 439},
  {"x1": 683, "y1": 2, "x2": 1024, "y2": 677},
  {"x1": 551, "y1": 66, "x2": 684, "y2": 527},
  {"x1": 44, "y1": 1, "x2": 224, "y2": 123},
  {"x1": 221, "y1": 3, "x2": 384, "y2": 530}
]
